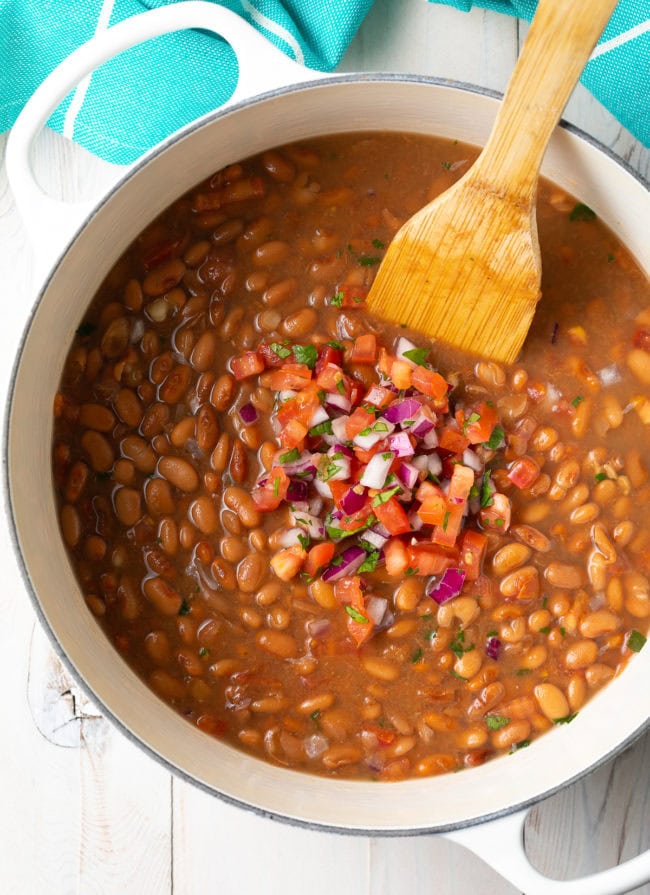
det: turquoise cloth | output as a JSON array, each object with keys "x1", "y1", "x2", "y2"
[
  {"x1": 429, "y1": 0, "x2": 650, "y2": 148},
  {"x1": 0, "y1": 0, "x2": 373, "y2": 164}
]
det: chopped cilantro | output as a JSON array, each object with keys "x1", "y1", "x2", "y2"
[
  {"x1": 554, "y1": 713, "x2": 578, "y2": 725},
  {"x1": 569, "y1": 202, "x2": 596, "y2": 222},
  {"x1": 95, "y1": 471, "x2": 111, "y2": 480},
  {"x1": 345, "y1": 605, "x2": 369, "y2": 624},
  {"x1": 450, "y1": 670, "x2": 468, "y2": 681},
  {"x1": 270, "y1": 342, "x2": 292, "y2": 359},
  {"x1": 317, "y1": 389, "x2": 327, "y2": 404},
  {"x1": 329, "y1": 555, "x2": 345, "y2": 568},
  {"x1": 486, "y1": 715, "x2": 510, "y2": 731},
  {"x1": 372, "y1": 238, "x2": 385, "y2": 249},
  {"x1": 406, "y1": 567, "x2": 418, "y2": 576},
  {"x1": 178, "y1": 600, "x2": 191, "y2": 616},
  {"x1": 279, "y1": 448, "x2": 300, "y2": 464},
  {"x1": 331, "y1": 291, "x2": 344, "y2": 308},
  {"x1": 336, "y1": 379, "x2": 346, "y2": 395},
  {"x1": 607, "y1": 252, "x2": 615, "y2": 263},
  {"x1": 310, "y1": 710, "x2": 320, "y2": 722},
  {"x1": 441, "y1": 160, "x2": 452, "y2": 170},
  {"x1": 594, "y1": 472, "x2": 608, "y2": 482},
  {"x1": 628, "y1": 629, "x2": 647, "y2": 652},
  {"x1": 358, "y1": 550, "x2": 380, "y2": 573},
  {"x1": 411, "y1": 648, "x2": 424, "y2": 664},
  {"x1": 297, "y1": 533, "x2": 310, "y2": 550},
  {"x1": 486, "y1": 629, "x2": 498, "y2": 638},
  {"x1": 442, "y1": 510, "x2": 451, "y2": 531},
  {"x1": 373, "y1": 486, "x2": 401, "y2": 507},
  {"x1": 483, "y1": 425, "x2": 505, "y2": 450},
  {"x1": 327, "y1": 340, "x2": 344, "y2": 349},
  {"x1": 424, "y1": 627, "x2": 437, "y2": 641},
  {"x1": 309, "y1": 419, "x2": 333, "y2": 437},
  {"x1": 450, "y1": 630, "x2": 475, "y2": 658},
  {"x1": 273, "y1": 476, "x2": 280, "y2": 497},
  {"x1": 559, "y1": 626, "x2": 566, "y2": 637},
  {"x1": 480, "y1": 471, "x2": 494, "y2": 508},
  {"x1": 199, "y1": 647, "x2": 210, "y2": 658},
  {"x1": 571, "y1": 395, "x2": 585, "y2": 408},
  {"x1": 538, "y1": 626, "x2": 551, "y2": 634},
  {"x1": 359, "y1": 255, "x2": 381, "y2": 267},
  {"x1": 402, "y1": 347, "x2": 429, "y2": 366},
  {"x1": 510, "y1": 739, "x2": 530, "y2": 753},
  {"x1": 515, "y1": 668, "x2": 532, "y2": 676},
  {"x1": 293, "y1": 344, "x2": 318, "y2": 368}
]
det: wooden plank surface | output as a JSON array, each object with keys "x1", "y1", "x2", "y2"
[{"x1": 0, "y1": 1, "x2": 648, "y2": 892}]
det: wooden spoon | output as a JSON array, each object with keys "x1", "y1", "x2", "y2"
[{"x1": 366, "y1": 0, "x2": 619, "y2": 364}]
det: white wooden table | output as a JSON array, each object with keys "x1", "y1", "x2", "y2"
[{"x1": 0, "y1": 1, "x2": 648, "y2": 892}]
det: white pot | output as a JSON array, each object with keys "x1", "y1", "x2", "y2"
[{"x1": 4, "y1": 4, "x2": 649, "y2": 893}]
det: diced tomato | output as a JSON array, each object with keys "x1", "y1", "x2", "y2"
[
  {"x1": 335, "y1": 284, "x2": 368, "y2": 308},
  {"x1": 438, "y1": 426, "x2": 470, "y2": 454},
  {"x1": 389, "y1": 359, "x2": 413, "y2": 389},
  {"x1": 231, "y1": 351, "x2": 265, "y2": 381},
  {"x1": 361, "y1": 722, "x2": 396, "y2": 745},
  {"x1": 278, "y1": 418, "x2": 307, "y2": 450},
  {"x1": 196, "y1": 714, "x2": 228, "y2": 738},
  {"x1": 346, "y1": 405, "x2": 377, "y2": 440},
  {"x1": 270, "y1": 544, "x2": 306, "y2": 581},
  {"x1": 328, "y1": 481, "x2": 351, "y2": 510},
  {"x1": 384, "y1": 538, "x2": 409, "y2": 575},
  {"x1": 353, "y1": 440, "x2": 389, "y2": 465},
  {"x1": 266, "y1": 363, "x2": 313, "y2": 391},
  {"x1": 377, "y1": 348, "x2": 392, "y2": 378},
  {"x1": 315, "y1": 345, "x2": 344, "y2": 375},
  {"x1": 407, "y1": 544, "x2": 457, "y2": 575},
  {"x1": 316, "y1": 362, "x2": 348, "y2": 393},
  {"x1": 458, "y1": 529, "x2": 487, "y2": 580},
  {"x1": 507, "y1": 456, "x2": 541, "y2": 490},
  {"x1": 431, "y1": 503, "x2": 464, "y2": 547},
  {"x1": 350, "y1": 334, "x2": 378, "y2": 364},
  {"x1": 448, "y1": 464, "x2": 475, "y2": 504},
  {"x1": 417, "y1": 493, "x2": 447, "y2": 525},
  {"x1": 258, "y1": 342, "x2": 289, "y2": 368},
  {"x1": 415, "y1": 480, "x2": 444, "y2": 502},
  {"x1": 277, "y1": 386, "x2": 321, "y2": 428},
  {"x1": 373, "y1": 497, "x2": 411, "y2": 535},
  {"x1": 363, "y1": 385, "x2": 394, "y2": 409},
  {"x1": 304, "y1": 542, "x2": 336, "y2": 578},
  {"x1": 336, "y1": 502, "x2": 374, "y2": 532},
  {"x1": 411, "y1": 366, "x2": 449, "y2": 400},
  {"x1": 334, "y1": 576, "x2": 374, "y2": 647},
  {"x1": 458, "y1": 402, "x2": 500, "y2": 444},
  {"x1": 251, "y1": 467, "x2": 289, "y2": 511}
]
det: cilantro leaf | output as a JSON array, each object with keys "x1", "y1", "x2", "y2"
[
  {"x1": 345, "y1": 605, "x2": 369, "y2": 624},
  {"x1": 569, "y1": 203, "x2": 596, "y2": 222},
  {"x1": 486, "y1": 715, "x2": 510, "y2": 730},
  {"x1": 483, "y1": 425, "x2": 505, "y2": 450},
  {"x1": 628, "y1": 629, "x2": 647, "y2": 652},
  {"x1": 402, "y1": 347, "x2": 429, "y2": 366},
  {"x1": 293, "y1": 344, "x2": 318, "y2": 369},
  {"x1": 270, "y1": 342, "x2": 292, "y2": 359}
]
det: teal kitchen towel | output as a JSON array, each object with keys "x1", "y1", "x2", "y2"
[
  {"x1": 0, "y1": 0, "x2": 373, "y2": 165},
  {"x1": 429, "y1": 0, "x2": 650, "y2": 148}
]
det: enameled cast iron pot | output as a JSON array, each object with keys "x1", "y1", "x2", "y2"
[{"x1": 4, "y1": 4, "x2": 649, "y2": 892}]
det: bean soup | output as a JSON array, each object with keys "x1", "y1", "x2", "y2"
[{"x1": 52, "y1": 133, "x2": 650, "y2": 780}]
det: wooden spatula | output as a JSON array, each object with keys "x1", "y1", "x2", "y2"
[{"x1": 366, "y1": 0, "x2": 619, "y2": 364}]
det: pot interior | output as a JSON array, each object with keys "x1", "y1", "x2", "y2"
[{"x1": 7, "y1": 78, "x2": 650, "y2": 833}]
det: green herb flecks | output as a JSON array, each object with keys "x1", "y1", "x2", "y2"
[
  {"x1": 293, "y1": 344, "x2": 318, "y2": 368},
  {"x1": 178, "y1": 600, "x2": 191, "y2": 616},
  {"x1": 345, "y1": 605, "x2": 369, "y2": 624},
  {"x1": 484, "y1": 425, "x2": 505, "y2": 450},
  {"x1": 270, "y1": 342, "x2": 292, "y2": 359},
  {"x1": 402, "y1": 347, "x2": 429, "y2": 366},
  {"x1": 569, "y1": 203, "x2": 596, "y2": 222},
  {"x1": 628, "y1": 629, "x2": 647, "y2": 652},
  {"x1": 554, "y1": 713, "x2": 578, "y2": 725},
  {"x1": 279, "y1": 448, "x2": 300, "y2": 464},
  {"x1": 486, "y1": 715, "x2": 510, "y2": 731},
  {"x1": 358, "y1": 550, "x2": 381, "y2": 574},
  {"x1": 411, "y1": 648, "x2": 424, "y2": 664}
]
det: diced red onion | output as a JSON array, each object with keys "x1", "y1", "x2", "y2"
[
  {"x1": 410, "y1": 406, "x2": 437, "y2": 437},
  {"x1": 239, "y1": 402, "x2": 258, "y2": 424},
  {"x1": 397, "y1": 461, "x2": 419, "y2": 490},
  {"x1": 278, "y1": 527, "x2": 304, "y2": 548},
  {"x1": 309, "y1": 405, "x2": 330, "y2": 428},
  {"x1": 325, "y1": 392, "x2": 352, "y2": 413},
  {"x1": 462, "y1": 448, "x2": 483, "y2": 472},
  {"x1": 384, "y1": 398, "x2": 422, "y2": 424},
  {"x1": 422, "y1": 427, "x2": 439, "y2": 449},
  {"x1": 427, "y1": 567, "x2": 466, "y2": 604},
  {"x1": 286, "y1": 479, "x2": 308, "y2": 502},
  {"x1": 322, "y1": 545, "x2": 367, "y2": 582},
  {"x1": 486, "y1": 637, "x2": 502, "y2": 660},
  {"x1": 330, "y1": 416, "x2": 349, "y2": 443},
  {"x1": 304, "y1": 734, "x2": 329, "y2": 759},
  {"x1": 360, "y1": 529, "x2": 388, "y2": 551},
  {"x1": 340, "y1": 485, "x2": 367, "y2": 515},
  {"x1": 427, "y1": 453, "x2": 443, "y2": 477},
  {"x1": 353, "y1": 417, "x2": 395, "y2": 451},
  {"x1": 388, "y1": 431, "x2": 415, "y2": 458},
  {"x1": 365, "y1": 596, "x2": 389, "y2": 626},
  {"x1": 360, "y1": 451, "x2": 394, "y2": 489},
  {"x1": 307, "y1": 618, "x2": 331, "y2": 638},
  {"x1": 290, "y1": 509, "x2": 325, "y2": 539},
  {"x1": 313, "y1": 477, "x2": 332, "y2": 499},
  {"x1": 396, "y1": 336, "x2": 418, "y2": 364},
  {"x1": 330, "y1": 442, "x2": 354, "y2": 458}
]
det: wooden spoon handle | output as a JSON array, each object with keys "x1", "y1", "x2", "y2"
[{"x1": 472, "y1": 0, "x2": 619, "y2": 200}]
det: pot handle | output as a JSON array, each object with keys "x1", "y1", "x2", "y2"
[
  {"x1": 5, "y1": 0, "x2": 320, "y2": 276},
  {"x1": 442, "y1": 807, "x2": 650, "y2": 894}
]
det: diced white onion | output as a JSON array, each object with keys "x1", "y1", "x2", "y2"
[
  {"x1": 427, "y1": 453, "x2": 442, "y2": 477},
  {"x1": 462, "y1": 449, "x2": 483, "y2": 472},
  {"x1": 360, "y1": 451, "x2": 394, "y2": 489},
  {"x1": 309, "y1": 405, "x2": 330, "y2": 427},
  {"x1": 396, "y1": 336, "x2": 419, "y2": 365}
]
